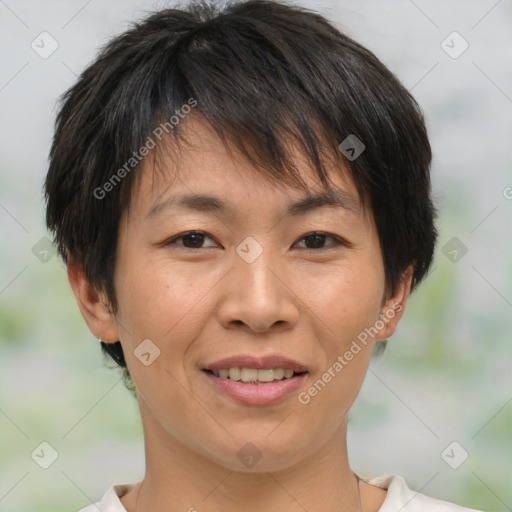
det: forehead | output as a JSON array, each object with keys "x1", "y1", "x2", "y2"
[{"x1": 126, "y1": 116, "x2": 366, "y2": 222}]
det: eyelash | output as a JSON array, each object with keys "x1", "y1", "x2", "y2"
[{"x1": 162, "y1": 230, "x2": 349, "y2": 251}]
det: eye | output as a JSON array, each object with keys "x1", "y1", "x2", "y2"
[
  {"x1": 163, "y1": 231, "x2": 218, "y2": 249},
  {"x1": 161, "y1": 230, "x2": 347, "y2": 251},
  {"x1": 293, "y1": 232, "x2": 346, "y2": 250}
]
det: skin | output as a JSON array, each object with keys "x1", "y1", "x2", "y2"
[{"x1": 68, "y1": 116, "x2": 413, "y2": 512}]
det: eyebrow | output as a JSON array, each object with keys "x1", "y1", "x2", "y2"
[{"x1": 144, "y1": 189, "x2": 360, "y2": 220}]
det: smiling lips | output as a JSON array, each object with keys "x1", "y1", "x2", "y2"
[{"x1": 202, "y1": 354, "x2": 309, "y2": 405}]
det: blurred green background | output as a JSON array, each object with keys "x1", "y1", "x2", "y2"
[{"x1": 1, "y1": 1, "x2": 511, "y2": 511}]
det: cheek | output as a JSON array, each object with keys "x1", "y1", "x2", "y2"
[
  {"x1": 114, "y1": 262, "x2": 206, "y2": 398},
  {"x1": 298, "y1": 260, "x2": 384, "y2": 345},
  {"x1": 115, "y1": 258, "x2": 215, "y2": 339},
  {"x1": 295, "y1": 261, "x2": 383, "y2": 412},
  {"x1": 113, "y1": 258, "x2": 225, "y2": 395}
]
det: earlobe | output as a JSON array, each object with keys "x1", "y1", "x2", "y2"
[
  {"x1": 67, "y1": 258, "x2": 120, "y2": 343},
  {"x1": 375, "y1": 266, "x2": 413, "y2": 341}
]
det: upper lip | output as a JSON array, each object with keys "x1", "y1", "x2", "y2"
[{"x1": 202, "y1": 355, "x2": 309, "y2": 373}]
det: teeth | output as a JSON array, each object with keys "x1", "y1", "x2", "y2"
[
  {"x1": 210, "y1": 367, "x2": 300, "y2": 383},
  {"x1": 255, "y1": 369, "x2": 275, "y2": 382},
  {"x1": 228, "y1": 368, "x2": 241, "y2": 381},
  {"x1": 274, "y1": 368, "x2": 284, "y2": 380},
  {"x1": 241, "y1": 368, "x2": 258, "y2": 382}
]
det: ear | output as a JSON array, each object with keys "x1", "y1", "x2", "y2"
[
  {"x1": 67, "y1": 258, "x2": 120, "y2": 343},
  {"x1": 375, "y1": 266, "x2": 414, "y2": 341}
]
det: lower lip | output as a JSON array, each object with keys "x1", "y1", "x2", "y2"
[{"x1": 203, "y1": 371, "x2": 307, "y2": 405}]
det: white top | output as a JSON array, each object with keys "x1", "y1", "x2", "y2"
[{"x1": 77, "y1": 473, "x2": 483, "y2": 511}]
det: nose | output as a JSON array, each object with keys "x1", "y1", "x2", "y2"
[{"x1": 216, "y1": 243, "x2": 300, "y2": 334}]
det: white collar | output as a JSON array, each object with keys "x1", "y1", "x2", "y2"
[{"x1": 78, "y1": 474, "x2": 481, "y2": 512}]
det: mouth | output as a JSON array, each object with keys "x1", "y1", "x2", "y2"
[
  {"x1": 201, "y1": 366, "x2": 309, "y2": 405},
  {"x1": 200, "y1": 354, "x2": 309, "y2": 405}
]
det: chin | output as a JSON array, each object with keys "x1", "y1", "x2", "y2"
[{"x1": 201, "y1": 430, "x2": 310, "y2": 473}]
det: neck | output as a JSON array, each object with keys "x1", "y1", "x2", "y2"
[{"x1": 122, "y1": 400, "x2": 365, "y2": 512}]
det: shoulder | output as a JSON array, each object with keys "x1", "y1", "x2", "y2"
[
  {"x1": 79, "y1": 475, "x2": 484, "y2": 512},
  {"x1": 76, "y1": 482, "x2": 138, "y2": 512},
  {"x1": 358, "y1": 473, "x2": 483, "y2": 512}
]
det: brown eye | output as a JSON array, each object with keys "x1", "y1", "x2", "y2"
[
  {"x1": 294, "y1": 232, "x2": 345, "y2": 250},
  {"x1": 164, "y1": 231, "x2": 217, "y2": 249}
]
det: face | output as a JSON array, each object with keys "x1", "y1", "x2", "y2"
[{"x1": 73, "y1": 116, "x2": 410, "y2": 473}]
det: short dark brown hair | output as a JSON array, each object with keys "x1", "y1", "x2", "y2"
[{"x1": 45, "y1": 0, "x2": 437, "y2": 386}]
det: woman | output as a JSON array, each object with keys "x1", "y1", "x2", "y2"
[{"x1": 44, "y1": 1, "x2": 482, "y2": 510}]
